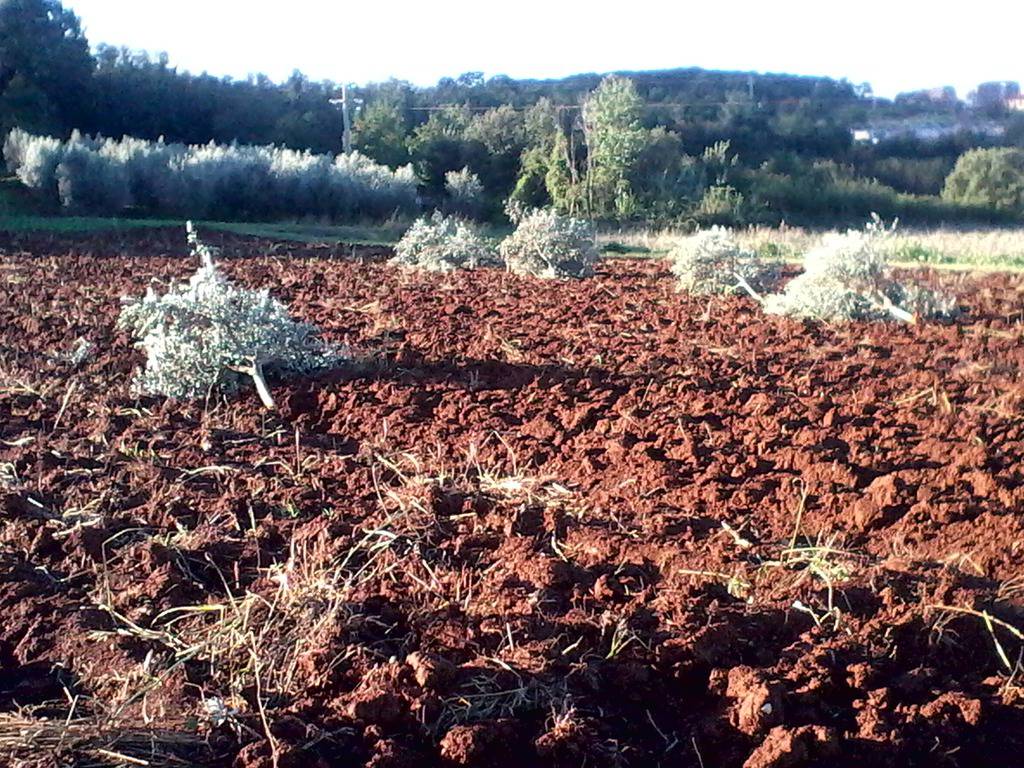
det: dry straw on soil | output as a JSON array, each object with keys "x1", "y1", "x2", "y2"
[{"x1": 0, "y1": 705, "x2": 203, "y2": 767}]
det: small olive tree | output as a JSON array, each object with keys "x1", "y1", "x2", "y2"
[
  {"x1": 669, "y1": 226, "x2": 772, "y2": 295},
  {"x1": 117, "y1": 223, "x2": 344, "y2": 408},
  {"x1": 391, "y1": 211, "x2": 499, "y2": 272},
  {"x1": 499, "y1": 203, "x2": 598, "y2": 279},
  {"x1": 762, "y1": 216, "x2": 956, "y2": 323}
]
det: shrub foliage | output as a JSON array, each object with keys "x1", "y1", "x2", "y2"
[
  {"x1": 942, "y1": 147, "x2": 1024, "y2": 214},
  {"x1": 763, "y1": 217, "x2": 956, "y2": 322},
  {"x1": 670, "y1": 225, "x2": 772, "y2": 295},
  {"x1": 443, "y1": 166, "x2": 485, "y2": 219}
]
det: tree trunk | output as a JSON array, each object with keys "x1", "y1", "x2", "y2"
[
  {"x1": 734, "y1": 272, "x2": 764, "y2": 303},
  {"x1": 250, "y1": 362, "x2": 277, "y2": 410},
  {"x1": 229, "y1": 361, "x2": 277, "y2": 409}
]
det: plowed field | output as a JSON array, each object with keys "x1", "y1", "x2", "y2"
[{"x1": 1, "y1": 229, "x2": 1023, "y2": 767}]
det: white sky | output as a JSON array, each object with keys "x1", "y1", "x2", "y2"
[{"x1": 64, "y1": 0, "x2": 1021, "y2": 99}]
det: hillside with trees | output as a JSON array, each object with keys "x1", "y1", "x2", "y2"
[{"x1": 3, "y1": 0, "x2": 1023, "y2": 226}]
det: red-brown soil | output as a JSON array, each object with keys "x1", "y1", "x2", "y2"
[{"x1": 1, "y1": 228, "x2": 1022, "y2": 767}]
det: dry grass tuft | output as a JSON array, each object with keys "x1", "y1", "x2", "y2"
[
  {"x1": 91, "y1": 534, "x2": 350, "y2": 766},
  {"x1": 926, "y1": 604, "x2": 1024, "y2": 672},
  {"x1": 0, "y1": 703, "x2": 205, "y2": 767}
]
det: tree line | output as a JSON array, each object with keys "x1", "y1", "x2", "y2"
[{"x1": 2, "y1": 0, "x2": 1022, "y2": 225}]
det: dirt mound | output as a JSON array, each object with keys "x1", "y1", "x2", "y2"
[{"x1": 1, "y1": 230, "x2": 1022, "y2": 766}]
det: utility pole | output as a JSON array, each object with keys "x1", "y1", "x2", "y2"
[
  {"x1": 330, "y1": 84, "x2": 353, "y2": 155},
  {"x1": 341, "y1": 83, "x2": 353, "y2": 155}
]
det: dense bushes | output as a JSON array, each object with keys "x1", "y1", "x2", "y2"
[
  {"x1": 854, "y1": 156, "x2": 954, "y2": 196},
  {"x1": 738, "y1": 160, "x2": 1008, "y2": 228},
  {"x1": 4, "y1": 128, "x2": 419, "y2": 220}
]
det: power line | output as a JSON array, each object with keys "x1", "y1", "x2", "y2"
[{"x1": 397, "y1": 97, "x2": 867, "y2": 113}]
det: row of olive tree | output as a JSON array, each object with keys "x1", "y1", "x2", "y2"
[{"x1": 3, "y1": 128, "x2": 419, "y2": 219}]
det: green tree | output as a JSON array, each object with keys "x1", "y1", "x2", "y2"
[
  {"x1": 354, "y1": 98, "x2": 410, "y2": 167},
  {"x1": 510, "y1": 146, "x2": 552, "y2": 208},
  {"x1": 463, "y1": 105, "x2": 529, "y2": 209},
  {"x1": 464, "y1": 104, "x2": 526, "y2": 155},
  {"x1": 629, "y1": 127, "x2": 705, "y2": 217},
  {"x1": 407, "y1": 105, "x2": 485, "y2": 200},
  {"x1": 523, "y1": 97, "x2": 560, "y2": 150},
  {"x1": 509, "y1": 98, "x2": 563, "y2": 209},
  {"x1": 942, "y1": 147, "x2": 1024, "y2": 213},
  {"x1": 545, "y1": 132, "x2": 586, "y2": 214},
  {"x1": 0, "y1": 0, "x2": 94, "y2": 134},
  {"x1": 581, "y1": 75, "x2": 648, "y2": 216}
]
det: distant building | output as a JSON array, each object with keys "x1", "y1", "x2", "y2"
[
  {"x1": 851, "y1": 118, "x2": 1006, "y2": 144},
  {"x1": 1007, "y1": 96, "x2": 1024, "y2": 112}
]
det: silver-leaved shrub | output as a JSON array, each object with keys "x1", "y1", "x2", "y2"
[
  {"x1": 499, "y1": 203, "x2": 598, "y2": 279},
  {"x1": 444, "y1": 167, "x2": 485, "y2": 218},
  {"x1": 670, "y1": 225, "x2": 773, "y2": 295},
  {"x1": 391, "y1": 212, "x2": 499, "y2": 272},
  {"x1": 763, "y1": 216, "x2": 956, "y2": 323},
  {"x1": 4, "y1": 129, "x2": 418, "y2": 220},
  {"x1": 56, "y1": 140, "x2": 133, "y2": 213},
  {"x1": 4, "y1": 128, "x2": 64, "y2": 192},
  {"x1": 117, "y1": 224, "x2": 345, "y2": 408}
]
